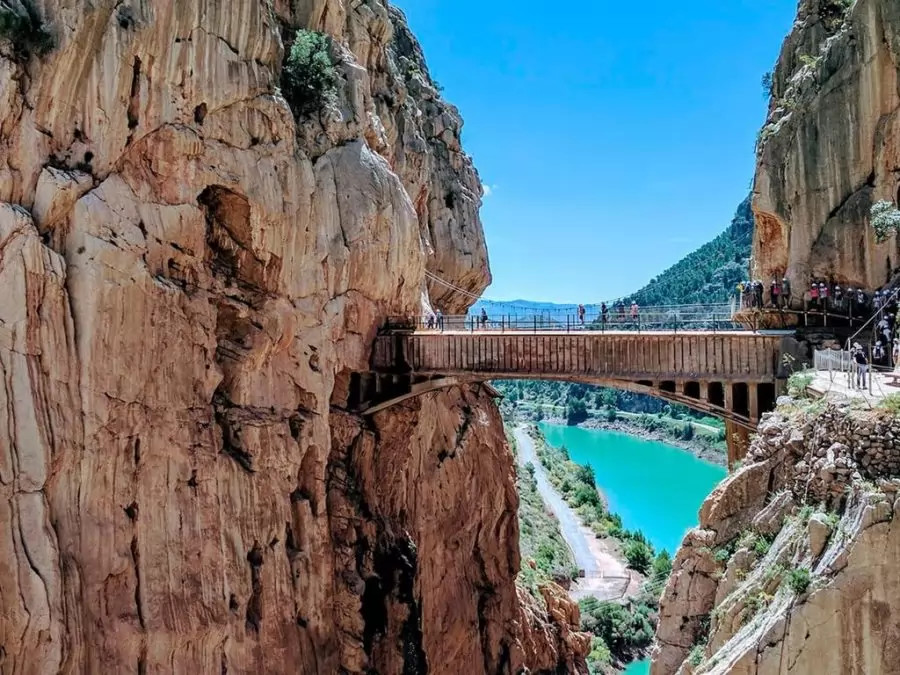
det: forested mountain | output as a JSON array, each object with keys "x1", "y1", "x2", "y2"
[{"x1": 628, "y1": 196, "x2": 753, "y2": 306}]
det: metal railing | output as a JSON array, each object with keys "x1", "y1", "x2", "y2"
[{"x1": 388, "y1": 304, "x2": 743, "y2": 334}]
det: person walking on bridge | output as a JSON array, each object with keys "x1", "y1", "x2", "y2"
[
  {"x1": 782, "y1": 277, "x2": 791, "y2": 309},
  {"x1": 601, "y1": 302, "x2": 609, "y2": 329},
  {"x1": 630, "y1": 301, "x2": 639, "y2": 326},
  {"x1": 770, "y1": 279, "x2": 781, "y2": 308},
  {"x1": 480, "y1": 307, "x2": 488, "y2": 329},
  {"x1": 436, "y1": 308, "x2": 444, "y2": 331},
  {"x1": 577, "y1": 304, "x2": 586, "y2": 326}
]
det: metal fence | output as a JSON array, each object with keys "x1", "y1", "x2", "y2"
[{"x1": 388, "y1": 304, "x2": 744, "y2": 334}]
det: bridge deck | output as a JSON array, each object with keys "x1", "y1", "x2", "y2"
[{"x1": 375, "y1": 331, "x2": 787, "y2": 382}]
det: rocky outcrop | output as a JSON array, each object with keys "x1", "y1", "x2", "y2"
[
  {"x1": 752, "y1": 0, "x2": 900, "y2": 291},
  {"x1": 652, "y1": 401, "x2": 900, "y2": 674},
  {"x1": 0, "y1": 1, "x2": 582, "y2": 673}
]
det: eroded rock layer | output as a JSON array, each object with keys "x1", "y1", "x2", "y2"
[
  {"x1": 0, "y1": 1, "x2": 586, "y2": 673},
  {"x1": 753, "y1": 0, "x2": 900, "y2": 290},
  {"x1": 652, "y1": 402, "x2": 900, "y2": 674}
]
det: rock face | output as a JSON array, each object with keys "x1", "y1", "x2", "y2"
[
  {"x1": 0, "y1": 2, "x2": 586, "y2": 673},
  {"x1": 652, "y1": 402, "x2": 900, "y2": 674},
  {"x1": 752, "y1": 0, "x2": 900, "y2": 292}
]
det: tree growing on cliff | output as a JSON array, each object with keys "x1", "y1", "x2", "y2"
[
  {"x1": 870, "y1": 200, "x2": 900, "y2": 243},
  {"x1": 281, "y1": 29, "x2": 338, "y2": 118}
]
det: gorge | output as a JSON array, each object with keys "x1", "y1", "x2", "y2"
[{"x1": 3, "y1": 0, "x2": 900, "y2": 674}]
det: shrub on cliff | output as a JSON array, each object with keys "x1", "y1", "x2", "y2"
[
  {"x1": 0, "y1": 1, "x2": 53, "y2": 59},
  {"x1": 281, "y1": 29, "x2": 338, "y2": 118},
  {"x1": 870, "y1": 200, "x2": 900, "y2": 243}
]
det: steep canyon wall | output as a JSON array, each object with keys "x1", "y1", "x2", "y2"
[
  {"x1": 0, "y1": 1, "x2": 586, "y2": 673},
  {"x1": 753, "y1": 0, "x2": 900, "y2": 290}
]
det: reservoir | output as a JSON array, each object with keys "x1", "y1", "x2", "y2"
[{"x1": 538, "y1": 424, "x2": 727, "y2": 558}]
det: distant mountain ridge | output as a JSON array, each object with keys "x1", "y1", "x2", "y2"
[{"x1": 474, "y1": 196, "x2": 753, "y2": 313}]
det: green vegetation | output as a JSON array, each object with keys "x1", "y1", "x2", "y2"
[
  {"x1": 787, "y1": 371, "x2": 814, "y2": 398},
  {"x1": 516, "y1": 461, "x2": 578, "y2": 597},
  {"x1": 870, "y1": 201, "x2": 900, "y2": 243},
  {"x1": 281, "y1": 29, "x2": 338, "y2": 118},
  {"x1": 496, "y1": 380, "x2": 727, "y2": 455},
  {"x1": 0, "y1": 1, "x2": 53, "y2": 59},
  {"x1": 652, "y1": 549, "x2": 673, "y2": 578},
  {"x1": 785, "y1": 567, "x2": 811, "y2": 595},
  {"x1": 624, "y1": 540, "x2": 654, "y2": 574},
  {"x1": 688, "y1": 643, "x2": 706, "y2": 667},
  {"x1": 628, "y1": 196, "x2": 752, "y2": 307},
  {"x1": 587, "y1": 636, "x2": 612, "y2": 674},
  {"x1": 878, "y1": 393, "x2": 900, "y2": 415},
  {"x1": 580, "y1": 597, "x2": 656, "y2": 667}
]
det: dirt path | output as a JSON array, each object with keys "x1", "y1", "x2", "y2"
[{"x1": 514, "y1": 426, "x2": 641, "y2": 601}]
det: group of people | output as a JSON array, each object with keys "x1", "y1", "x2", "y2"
[
  {"x1": 597, "y1": 301, "x2": 640, "y2": 326},
  {"x1": 737, "y1": 277, "x2": 899, "y2": 318}
]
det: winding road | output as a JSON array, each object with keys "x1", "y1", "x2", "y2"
[{"x1": 514, "y1": 426, "x2": 637, "y2": 600}]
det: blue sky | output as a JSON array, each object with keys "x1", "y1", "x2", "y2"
[{"x1": 393, "y1": 0, "x2": 798, "y2": 303}]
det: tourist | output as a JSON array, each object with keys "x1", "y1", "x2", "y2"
[
  {"x1": 853, "y1": 343, "x2": 869, "y2": 389},
  {"x1": 809, "y1": 281, "x2": 819, "y2": 309},
  {"x1": 857, "y1": 288, "x2": 867, "y2": 314},
  {"x1": 630, "y1": 301, "x2": 639, "y2": 324},
  {"x1": 754, "y1": 281, "x2": 764, "y2": 308},
  {"x1": 819, "y1": 282, "x2": 829, "y2": 310},
  {"x1": 426, "y1": 312, "x2": 435, "y2": 330},
  {"x1": 834, "y1": 285, "x2": 843, "y2": 309},
  {"x1": 770, "y1": 279, "x2": 781, "y2": 308},
  {"x1": 601, "y1": 302, "x2": 609, "y2": 328},
  {"x1": 577, "y1": 303, "x2": 586, "y2": 326},
  {"x1": 879, "y1": 316, "x2": 892, "y2": 346},
  {"x1": 782, "y1": 277, "x2": 791, "y2": 309},
  {"x1": 436, "y1": 308, "x2": 444, "y2": 331},
  {"x1": 875, "y1": 340, "x2": 886, "y2": 364}
]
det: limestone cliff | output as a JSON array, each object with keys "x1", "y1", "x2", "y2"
[
  {"x1": 753, "y1": 0, "x2": 900, "y2": 290},
  {"x1": 0, "y1": 1, "x2": 587, "y2": 673},
  {"x1": 652, "y1": 401, "x2": 900, "y2": 674}
]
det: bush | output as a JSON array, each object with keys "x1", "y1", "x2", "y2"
[
  {"x1": 586, "y1": 636, "x2": 611, "y2": 673},
  {"x1": 580, "y1": 598, "x2": 655, "y2": 660},
  {"x1": 870, "y1": 200, "x2": 900, "y2": 242},
  {"x1": 0, "y1": 2, "x2": 53, "y2": 59},
  {"x1": 624, "y1": 540, "x2": 653, "y2": 574},
  {"x1": 281, "y1": 29, "x2": 338, "y2": 118},
  {"x1": 787, "y1": 371, "x2": 814, "y2": 398},
  {"x1": 688, "y1": 643, "x2": 706, "y2": 667},
  {"x1": 786, "y1": 567, "x2": 811, "y2": 595}
]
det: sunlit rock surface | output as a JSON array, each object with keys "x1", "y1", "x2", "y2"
[{"x1": 0, "y1": 1, "x2": 586, "y2": 672}]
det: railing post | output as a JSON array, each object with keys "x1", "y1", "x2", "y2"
[{"x1": 534, "y1": 315, "x2": 537, "y2": 334}]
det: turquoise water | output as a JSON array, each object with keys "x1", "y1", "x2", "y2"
[
  {"x1": 623, "y1": 660, "x2": 650, "y2": 675},
  {"x1": 539, "y1": 423, "x2": 727, "y2": 555}
]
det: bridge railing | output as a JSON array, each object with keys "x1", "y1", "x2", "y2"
[{"x1": 387, "y1": 304, "x2": 743, "y2": 333}]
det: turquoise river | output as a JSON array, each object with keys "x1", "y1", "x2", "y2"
[{"x1": 538, "y1": 423, "x2": 728, "y2": 675}]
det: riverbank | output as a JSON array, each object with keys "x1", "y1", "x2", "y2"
[
  {"x1": 514, "y1": 427, "x2": 641, "y2": 601},
  {"x1": 540, "y1": 413, "x2": 727, "y2": 467}
]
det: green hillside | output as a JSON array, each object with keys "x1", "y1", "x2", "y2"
[{"x1": 628, "y1": 196, "x2": 752, "y2": 306}]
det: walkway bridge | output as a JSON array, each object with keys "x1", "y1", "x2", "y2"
[{"x1": 352, "y1": 306, "x2": 801, "y2": 467}]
